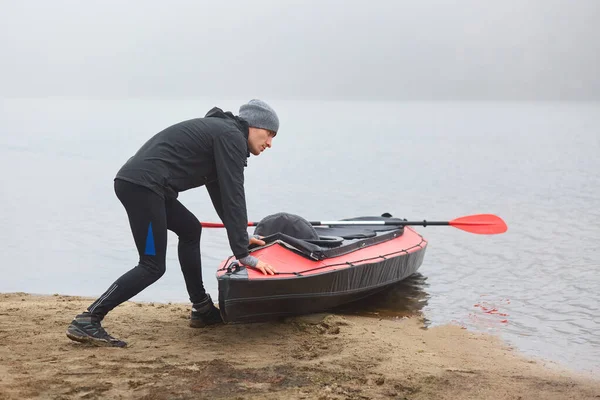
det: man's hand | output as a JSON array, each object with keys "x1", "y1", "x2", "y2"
[
  {"x1": 255, "y1": 260, "x2": 277, "y2": 275},
  {"x1": 249, "y1": 236, "x2": 266, "y2": 247}
]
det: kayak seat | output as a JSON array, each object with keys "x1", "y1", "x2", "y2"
[{"x1": 254, "y1": 212, "x2": 344, "y2": 248}]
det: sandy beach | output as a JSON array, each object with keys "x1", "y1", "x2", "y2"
[{"x1": 0, "y1": 292, "x2": 598, "y2": 400}]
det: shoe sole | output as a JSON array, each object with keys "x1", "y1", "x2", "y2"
[
  {"x1": 66, "y1": 326, "x2": 127, "y2": 348},
  {"x1": 189, "y1": 320, "x2": 222, "y2": 328}
]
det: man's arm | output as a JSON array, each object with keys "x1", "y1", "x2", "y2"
[
  {"x1": 206, "y1": 181, "x2": 225, "y2": 221},
  {"x1": 212, "y1": 131, "x2": 250, "y2": 259}
]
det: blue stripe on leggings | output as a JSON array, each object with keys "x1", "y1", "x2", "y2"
[{"x1": 144, "y1": 222, "x2": 156, "y2": 256}]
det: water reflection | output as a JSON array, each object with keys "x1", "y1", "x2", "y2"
[{"x1": 334, "y1": 273, "x2": 430, "y2": 321}]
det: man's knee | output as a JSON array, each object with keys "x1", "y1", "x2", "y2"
[
  {"x1": 179, "y1": 220, "x2": 202, "y2": 244},
  {"x1": 139, "y1": 258, "x2": 167, "y2": 279}
]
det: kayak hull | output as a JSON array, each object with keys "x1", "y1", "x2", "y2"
[{"x1": 216, "y1": 226, "x2": 427, "y2": 323}]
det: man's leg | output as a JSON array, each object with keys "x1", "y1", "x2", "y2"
[
  {"x1": 88, "y1": 180, "x2": 168, "y2": 317},
  {"x1": 165, "y1": 198, "x2": 206, "y2": 303},
  {"x1": 66, "y1": 180, "x2": 168, "y2": 346},
  {"x1": 166, "y1": 199, "x2": 222, "y2": 327}
]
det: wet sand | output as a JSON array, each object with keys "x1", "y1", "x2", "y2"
[{"x1": 0, "y1": 292, "x2": 598, "y2": 400}]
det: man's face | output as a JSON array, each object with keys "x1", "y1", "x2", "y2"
[{"x1": 248, "y1": 127, "x2": 276, "y2": 156}]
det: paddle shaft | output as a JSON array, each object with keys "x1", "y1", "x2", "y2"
[
  {"x1": 214, "y1": 220, "x2": 449, "y2": 227},
  {"x1": 307, "y1": 220, "x2": 448, "y2": 227}
]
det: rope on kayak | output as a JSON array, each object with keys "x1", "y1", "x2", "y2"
[{"x1": 219, "y1": 255, "x2": 302, "y2": 275}]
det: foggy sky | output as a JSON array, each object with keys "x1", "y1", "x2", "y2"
[{"x1": 1, "y1": 0, "x2": 599, "y2": 100}]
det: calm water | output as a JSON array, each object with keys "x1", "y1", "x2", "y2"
[{"x1": 1, "y1": 98, "x2": 599, "y2": 375}]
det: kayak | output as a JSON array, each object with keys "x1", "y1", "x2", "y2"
[{"x1": 216, "y1": 213, "x2": 427, "y2": 323}]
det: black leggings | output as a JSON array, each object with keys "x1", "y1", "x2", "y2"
[{"x1": 87, "y1": 179, "x2": 207, "y2": 319}]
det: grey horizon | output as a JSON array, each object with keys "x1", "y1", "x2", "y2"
[{"x1": 1, "y1": 0, "x2": 598, "y2": 101}]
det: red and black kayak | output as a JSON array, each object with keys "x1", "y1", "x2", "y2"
[{"x1": 215, "y1": 213, "x2": 427, "y2": 323}]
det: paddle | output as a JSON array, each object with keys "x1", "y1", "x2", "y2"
[{"x1": 200, "y1": 214, "x2": 507, "y2": 235}]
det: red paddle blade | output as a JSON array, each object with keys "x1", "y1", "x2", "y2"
[{"x1": 449, "y1": 214, "x2": 507, "y2": 235}]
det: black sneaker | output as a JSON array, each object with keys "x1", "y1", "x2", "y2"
[
  {"x1": 66, "y1": 312, "x2": 127, "y2": 348},
  {"x1": 190, "y1": 295, "x2": 223, "y2": 328}
]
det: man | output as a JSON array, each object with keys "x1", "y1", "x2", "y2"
[{"x1": 66, "y1": 99, "x2": 279, "y2": 348}]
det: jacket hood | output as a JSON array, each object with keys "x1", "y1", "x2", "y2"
[
  {"x1": 205, "y1": 107, "x2": 234, "y2": 119},
  {"x1": 205, "y1": 107, "x2": 248, "y2": 131}
]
